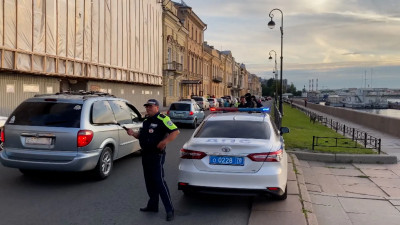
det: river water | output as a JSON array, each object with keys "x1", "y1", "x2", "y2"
[
  {"x1": 355, "y1": 98, "x2": 400, "y2": 119},
  {"x1": 319, "y1": 98, "x2": 400, "y2": 119}
]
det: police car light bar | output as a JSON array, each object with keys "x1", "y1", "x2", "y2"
[{"x1": 210, "y1": 107, "x2": 270, "y2": 113}]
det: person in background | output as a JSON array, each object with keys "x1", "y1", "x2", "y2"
[
  {"x1": 237, "y1": 96, "x2": 247, "y2": 108},
  {"x1": 126, "y1": 99, "x2": 179, "y2": 222},
  {"x1": 251, "y1": 95, "x2": 263, "y2": 108},
  {"x1": 244, "y1": 93, "x2": 255, "y2": 108},
  {"x1": 223, "y1": 99, "x2": 231, "y2": 107}
]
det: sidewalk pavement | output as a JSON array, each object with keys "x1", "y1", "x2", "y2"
[
  {"x1": 299, "y1": 159, "x2": 400, "y2": 225},
  {"x1": 248, "y1": 154, "x2": 318, "y2": 225}
]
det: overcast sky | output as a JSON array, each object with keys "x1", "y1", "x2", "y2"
[{"x1": 181, "y1": 0, "x2": 400, "y2": 90}]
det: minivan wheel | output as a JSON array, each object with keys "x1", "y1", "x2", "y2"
[
  {"x1": 93, "y1": 146, "x2": 113, "y2": 180},
  {"x1": 191, "y1": 119, "x2": 197, "y2": 129}
]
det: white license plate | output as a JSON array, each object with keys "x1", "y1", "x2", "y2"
[{"x1": 26, "y1": 137, "x2": 52, "y2": 145}]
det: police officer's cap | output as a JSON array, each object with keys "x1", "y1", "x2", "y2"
[{"x1": 144, "y1": 99, "x2": 160, "y2": 107}]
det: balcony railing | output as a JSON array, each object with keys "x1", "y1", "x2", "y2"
[
  {"x1": 164, "y1": 61, "x2": 183, "y2": 73},
  {"x1": 212, "y1": 76, "x2": 223, "y2": 83}
]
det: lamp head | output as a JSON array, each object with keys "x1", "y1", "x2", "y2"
[
  {"x1": 268, "y1": 19, "x2": 275, "y2": 29},
  {"x1": 268, "y1": 56, "x2": 273, "y2": 60}
]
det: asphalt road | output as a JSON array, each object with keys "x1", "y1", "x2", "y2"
[{"x1": 0, "y1": 115, "x2": 252, "y2": 225}]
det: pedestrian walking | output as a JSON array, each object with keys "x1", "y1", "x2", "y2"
[{"x1": 126, "y1": 99, "x2": 180, "y2": 222}]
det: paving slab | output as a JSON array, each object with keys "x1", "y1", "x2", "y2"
[
  {"x1": 250, "y1": 195, "x2": 308, "y2": 225},
  {"x1": 347, "y1": 213, "x2": 400, "y2": 225},
  {"x1": 335, "y1": 175, "x2": 373, "y2": 185},
  {"x1": 339, "y1": 197, "x2": 400, "y2": 215},
  {"x1": 329, "y1": 168, "x2": 364, "y2": 176},
  {"x1": 315, "y1": 174, "x2": 346, "y2": 194},
  {"x1": 353, "y1": 163, "x2": 390, "y2": 169},
  {"x1": 370, "y1": 177, "x2": 400, "y2": 188},
  {"x1": 359, "y1": 168, "x2": 399, "y2": 178},
  {"x1": 301, "y1": 167, "x2": 320, "y2": 185},
  {"x1": 309, "y1": 194, "x2": 352, "y2": 225},
  {"x1": 306, "y1": 184, "x2": 322, "y2": 193},
  {"x1": 341, "y1": 183, "x2": 387, "y2": 197},
  {"x1": 389, "y1": 199, "x2": 400, "y2": 206},
  {"x1": 311, "y1": 166, "x2": 332, "y2": 175},
  {"x1": 307, "y1": 161, "x2": 326, "y2": 167},
  {"x1": 287, "y1": 180, "x2": 299, "y2": 195},
  {"x1": 379, "y1": 186, "x2": 400, "y2": 198}
]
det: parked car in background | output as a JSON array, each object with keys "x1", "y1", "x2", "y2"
[
  {"x1": 167, "y1": 101, "x2": 205, "y2": 129},
  {"x1": 191, "y1": 96, "x2": 210, "y2": 110},
  {"x1": 0, "y1": 92, "x2": 143, "y2": 179},
  {"x1": 180, "y1": 98, "x2": 197, "y2": 104},
  {"x1": 207, "y1": 98, "x2": 219, "y2": 108},
  {"x1": 178, "y1": 107, "x2": 290, "y2": 200}
]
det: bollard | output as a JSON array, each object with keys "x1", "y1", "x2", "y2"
[
  {"x1": 312, "y1": 136, "x2": 315, "y2": 150},
  {"x1": 364, "y1": 133, "x2": 367, "y2": 148}
]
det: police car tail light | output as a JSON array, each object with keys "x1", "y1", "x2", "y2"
[
  {"x1": 180, "y1": 149, "x2": 207, "y2": 159},
  {"x1": 248, "y1": 149, "x2": 283, "y2": 162},
  {"x1": 77, "y1": 130, "x2": 94, "y2": 147},
  {"x1": 189, "y1": 111, "x2": 194, "y2": 116}
]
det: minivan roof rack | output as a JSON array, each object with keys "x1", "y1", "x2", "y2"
[{"x1": 34, "y1": 91, "x2": 116, "y2": 98}]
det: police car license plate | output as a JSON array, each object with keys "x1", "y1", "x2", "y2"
[{"x1": 209, "y1": 156, "x2": 244, "y2": 166}]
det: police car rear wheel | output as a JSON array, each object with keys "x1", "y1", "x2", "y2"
[
  {"x1": 272, "y1": 185, "x2": 287, "y2": 201},
  {"x1": 93, "y1": 146, "x2": 113, "y2": 180}
]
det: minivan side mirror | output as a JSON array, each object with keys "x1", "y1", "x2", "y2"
[{"x1": 280, "y1": 127, "x2": 290, "y2": 135}]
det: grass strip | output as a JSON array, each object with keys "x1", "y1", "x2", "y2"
[{"x1": 281, "y1": 103, "x2": 376, "y2": 154}]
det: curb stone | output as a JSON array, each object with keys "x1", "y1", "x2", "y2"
[
  {"x1": 290, "y1": 154, "x2": 319, "y2": 225},
  {"x1": 288, "y1": 150, "x2": 397, "y2": 164}
]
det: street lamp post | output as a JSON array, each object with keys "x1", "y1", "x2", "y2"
[
  {"x1": 268, "y1": 8, "x2": 284, "y2": 115},
  {"x1": 268, "y1": 50, "x2": 278, "y2": 103}
]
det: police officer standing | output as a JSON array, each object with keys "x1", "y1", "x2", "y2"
[{"x1": 126, "y1": 99, "x2": 179, "y2": 222}]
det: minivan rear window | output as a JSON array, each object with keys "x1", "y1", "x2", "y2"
[
  {"x1": 192, "y1": 97, "x2": 202, "y2": 101},
  {"x1": 195, "y1": 121, "x2": 270, "y2": 139},
  {"x1": 7, "y1": 102, "x2": 82, "y2": 128},
  {"x1": 170, "y1": 103, "x2": 190, "y2": 111}
]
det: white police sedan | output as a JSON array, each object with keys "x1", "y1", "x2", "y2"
[{"x1": 178, "y1": 108, "x2": 289, "y2": 200}]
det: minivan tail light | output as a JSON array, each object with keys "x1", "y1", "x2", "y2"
[
  {"x1": 180, "y1": 149, "x2": 207, "y2": 159},
  {"x1": 189, "y1": 111, "x2": 194, "y2": 115},
  {"x1": 1, "y1": 128, "x2": 4, "y2": 143},
  {"x1": 166, "y1": 110, "x2": 170, "y2": 115},
  {"x1": 77, "y1": 130, "x2": 94, "y2": 147},
  {"x1": 248, "y1": 149, "x2": 283, "y2": 162}
]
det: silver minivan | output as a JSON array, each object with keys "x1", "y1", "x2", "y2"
[
  {"x1": 167, "y1": 102, "x2": 205, "y2": 129},
  {"x1": 0, "y1": 92, "x2": 143, "y2": 179}
]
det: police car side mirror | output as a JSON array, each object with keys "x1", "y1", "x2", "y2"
[{"x1": 280, "y1": 127, "x2": 290, "y2": 135}]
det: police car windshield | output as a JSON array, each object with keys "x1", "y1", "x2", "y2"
[{"x1": 195, "y1": 121, "x2": 271, "y2": 139}]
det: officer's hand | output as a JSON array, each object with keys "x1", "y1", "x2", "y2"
[
  {"x1": 126, "y1": 128, "x2": 134, "y2": 136},
  {"x1": 157, "y1": 140, "x2": 167, "y2": 150}
]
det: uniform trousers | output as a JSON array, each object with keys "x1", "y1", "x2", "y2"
[{"x1": 141, "y1": 151, "x2": 174, "y2": 213}]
